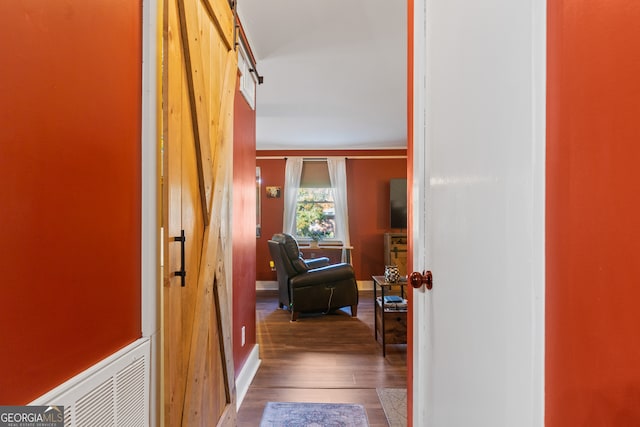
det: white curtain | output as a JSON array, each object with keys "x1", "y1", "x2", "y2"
[
  {"x1": 282, "y1": 157, "x2": 303, "y2": 235},
  {"x1": 327, "y1": 157, "x2": 351, "y2": 262}
]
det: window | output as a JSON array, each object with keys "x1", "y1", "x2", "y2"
[
  {"x1": 297, "y1": 188, "x2": 335, "y2": 240},
  {"x1": 295, "y1": 160, "x2": 336, "y2": 240},
  {"x1": 283, "y1": 157, "x2": 350, "y2": 255}
]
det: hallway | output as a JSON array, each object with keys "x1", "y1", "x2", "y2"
[{"x1": 237, "y1": 290, "x2": 407, "y2": 425}]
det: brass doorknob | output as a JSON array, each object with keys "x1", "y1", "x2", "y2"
[{"x1": 409, "y1": 271, "x2": 433, "y2": 290}]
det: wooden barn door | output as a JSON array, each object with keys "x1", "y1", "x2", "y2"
[{"x1": 163, "y1": 0, "x2": 237, "y2": 425}]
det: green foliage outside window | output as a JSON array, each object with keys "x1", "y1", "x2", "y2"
[{"x1": 296, "y1": 188, "x2": 335, "y2": 240}]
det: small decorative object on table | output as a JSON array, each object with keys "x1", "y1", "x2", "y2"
[
  {"x1": 307, "y1": 222, "x2": 328, "y2": 248},
  {"x1": 384, "y1": 265, "x2": 400, "y2": 283}
]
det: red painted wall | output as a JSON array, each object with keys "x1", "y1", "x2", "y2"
[
  {"x1": 546, "y1": 0, "x2": 640, "y2": 424},
  {"x1": 0, "y1": 1, "x2": 142, "y2": 403},
  {"x1": 406, "y1": 1, "x2": 414, "y2": 424},
  {"x1": 256, "y1": 150, "x2": 407, "y2": 282},
  {"x1": 232, "y1": 78, "x2": 257, "y2": 375}
]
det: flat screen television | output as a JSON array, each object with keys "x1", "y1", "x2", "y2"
[{"x1": 389, "y1": 178, "x2": 407, "y2": 229}]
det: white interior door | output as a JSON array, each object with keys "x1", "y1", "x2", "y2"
[{"x1": 411, "y1": 0, "x2": 546, "y2": 425}]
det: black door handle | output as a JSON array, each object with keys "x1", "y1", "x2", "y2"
[{"x1": 173, "y1": 230, "x2": 186, "y2": 287}]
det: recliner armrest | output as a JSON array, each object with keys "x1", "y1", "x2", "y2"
[
  {"x1": 289, "y1": 263, "x2": 355, "y2": 288},
  {"x1": 304, "y1": 257, "x2": 330, "y2": 269}
]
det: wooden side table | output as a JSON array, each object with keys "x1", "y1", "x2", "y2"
[{"x1": 372, "y1": 275, "x2": 408, "y2": 356}]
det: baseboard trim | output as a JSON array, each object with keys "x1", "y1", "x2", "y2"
[
  {"x1": 235, "y1": 344, "x2": 261, "y2": 411},
  {"x1": 256, "y1": 280, "x2": 278, "y2": 290},
  {"x1": 357, "y1": 280, "x2": 373, "y2": 290}
]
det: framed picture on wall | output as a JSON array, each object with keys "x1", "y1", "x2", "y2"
[{"x1": 266, "y1": 186, "x2": 281, "y2": 198}]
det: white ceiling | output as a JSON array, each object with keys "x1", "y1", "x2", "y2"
[{"x1": 237, "y1": 0, "x2": 407, "y2": 151}]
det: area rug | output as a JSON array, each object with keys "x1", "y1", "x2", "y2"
[
  {"x1": 259, "y1": 402, "x2": 369, "y2": 427},
  {"x1": 376, "y1": 388, "x2": 407, "y2": 427}
]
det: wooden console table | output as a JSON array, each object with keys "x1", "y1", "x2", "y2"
[
  {"x1": 372, "y1": 275, "x2": 407, "y2": 356},
  {"x1": 300, "y1": 245, "x2": 353, "y2": 265}
]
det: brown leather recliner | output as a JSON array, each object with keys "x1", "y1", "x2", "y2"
[{"x1": 268, "y1": 233, "x2": 359, "y2": 321}]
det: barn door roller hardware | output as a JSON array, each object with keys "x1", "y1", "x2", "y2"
[{"x1": 231, "y1": 0, "x2": 264, "y2": 84}]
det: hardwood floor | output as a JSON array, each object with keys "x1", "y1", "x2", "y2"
[{"x1": 237, "y1": 290, "x2": 407, "y2": 426}]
